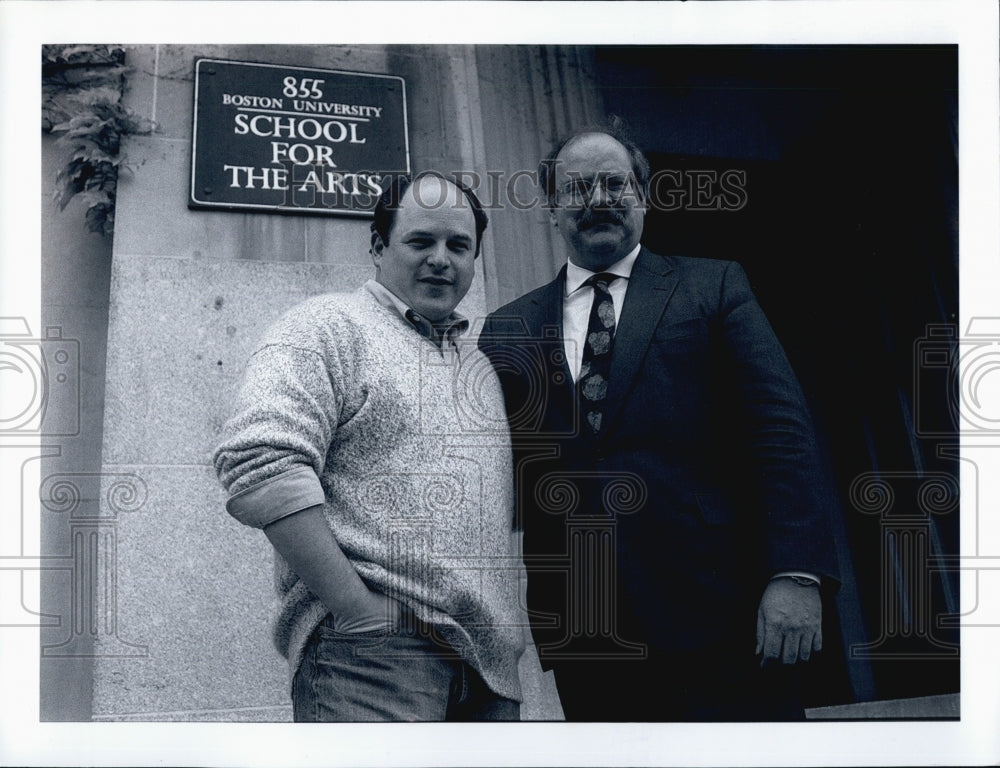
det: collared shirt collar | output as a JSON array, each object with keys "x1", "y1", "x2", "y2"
[
  {"x1": 564, "y1": 243, "x2": 642, "y2": 297},
  {"x1": 364, "y1": 279, "x2": 470, "y2": 347}
]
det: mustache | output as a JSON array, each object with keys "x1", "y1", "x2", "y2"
[{"x1": 576, "y1": 206, "x2": 626, "y2": 229}]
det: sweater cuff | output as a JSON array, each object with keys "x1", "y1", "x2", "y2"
[{"x1": 226, "y1": 466, "x2": 325, "y2": 529}]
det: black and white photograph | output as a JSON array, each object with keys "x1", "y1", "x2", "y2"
[{"x1": 1, "y1": 1, "x2": 999, "y2": 765}]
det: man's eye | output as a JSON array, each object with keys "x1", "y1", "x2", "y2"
[
  {"x1": 557, "y1": 181, "x2": 591, "y2": 202},
  {"x1": 449, "y1": 241, "x2": 470, "y2": 253},
  {"x1": 605, "y1": 178, "x2": 627, "y2": 194},
  {"x1": 407, "y1": 239, "x2": 431, "y2": 248},
  {"x1": 560, "y1": 180, "x2": 589, "y2": 195}
]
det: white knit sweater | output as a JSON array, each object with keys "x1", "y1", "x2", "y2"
[{"x1": 213, "y1": 285, "x2": 525, "y2": 701}]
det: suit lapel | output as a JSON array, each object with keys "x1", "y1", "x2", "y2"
[
  {"x1": 526, "y1": 267, "x2": 567, "y2": 340},
  {"x1": 602, "y1": 248, "x2": 678, "y2": 436},
  {"x1": 526, "y1": 268, "x2": 578, "y2": 425}
]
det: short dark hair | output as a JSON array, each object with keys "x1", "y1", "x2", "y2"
[
  {"x1": 538, "y1": 115, "x2": 652, "y2": 205},
  {"x1": 371, "y1": 171, "x2": 489, "y2": 257}
]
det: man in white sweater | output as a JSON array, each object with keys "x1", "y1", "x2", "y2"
[{"x1": 213, "y1": 173, "x2": 525, "y2": 721}]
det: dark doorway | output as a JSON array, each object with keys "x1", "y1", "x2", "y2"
[{"x1": 597, "y1": 45, "x2": 959, "y2": 708}]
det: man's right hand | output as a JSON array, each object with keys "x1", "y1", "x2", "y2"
[
  {"x1": 332, "y1": 589, "x2": 404, "y2": 634},
  {"x1": 263, "y1": 504, "x2": 404, "y2": 635}
]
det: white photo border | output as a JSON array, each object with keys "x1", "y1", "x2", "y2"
[{"x1": 2, "y1": 1, "x2": 998, "y2": 766}]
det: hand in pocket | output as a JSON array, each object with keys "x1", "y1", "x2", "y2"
[{"x1": 333, "y1": 589, "x2": 404, "y2": 634}]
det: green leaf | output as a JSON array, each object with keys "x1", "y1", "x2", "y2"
[{"x1": 43, "y1": 45, "x2": 150, "y2": 239}]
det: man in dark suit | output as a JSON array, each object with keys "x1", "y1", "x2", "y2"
[{"x1": 478, "y1": 120, "x2": 840, "y2": 721}]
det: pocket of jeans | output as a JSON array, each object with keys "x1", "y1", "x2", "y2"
[
  {"x1": 318, "y1": 620, "x2": 398, "y2": 640},
  {"x1": 318, "y1": 599, "x2": 405, "y2": 639},
  {"x1": 312, "y1": 616, "x2": 407, "y2": 672}
]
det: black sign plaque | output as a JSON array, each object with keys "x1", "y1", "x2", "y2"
[{"x1": 190, "y1": 58, "x2": 409, "y2": 216}]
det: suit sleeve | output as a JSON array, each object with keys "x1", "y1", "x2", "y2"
[{"x1": 718, "y1": 261, "x2": 840, "y2": 586}]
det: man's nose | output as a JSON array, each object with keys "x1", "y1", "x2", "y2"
[
  {"x1": 425, "y1": 243, "x2": 450, "y2": 268},
  {"x1": 587, "y1": 180, "x2": 611, "y2": 207}
]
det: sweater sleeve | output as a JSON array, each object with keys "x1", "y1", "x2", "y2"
[{"x1": 213, "y1": 341, "x2": 342, "y2": 529}]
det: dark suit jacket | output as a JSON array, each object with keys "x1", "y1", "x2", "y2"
[{"x1": 479, "y1": 248, "x2": 840, "y2": 666}]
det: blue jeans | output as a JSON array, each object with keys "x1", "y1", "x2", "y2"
[{"x1": 292, "y1": 613, "x2": 520, "y2": 722}]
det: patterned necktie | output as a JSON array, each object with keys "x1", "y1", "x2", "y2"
[{"x1": 577, "y1": 273, "x2": 618, "y2": 435}]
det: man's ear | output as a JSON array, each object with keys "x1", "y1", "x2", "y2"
[{"x1": 370, "y1": 231, "x2": 385, "y2": 266}]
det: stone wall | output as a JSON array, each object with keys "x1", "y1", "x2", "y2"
[{"x1": 38, "y1": 132, "x2": 115, "y2": 721}]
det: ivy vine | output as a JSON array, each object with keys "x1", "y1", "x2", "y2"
[{"x1": 43, "y1": 45, "x2": 156, "y2": 237}]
